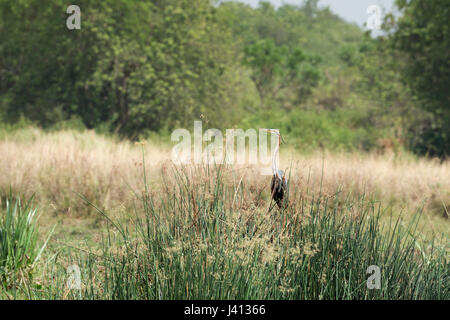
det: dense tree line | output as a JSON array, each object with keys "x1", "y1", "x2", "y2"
[
  {"x1": 0, "y1": 0, "x2": 448, "y2": 156},
  {"x1": 0, "y1": 0, "x2": 238, "y2": 137},
  {"x1": 387, "y1": 0, "x2": 450, "y2": 157}
]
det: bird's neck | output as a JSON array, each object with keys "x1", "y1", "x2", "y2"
[{"x1": 272, "y1": 141, "x2": 279, "y2": 176}]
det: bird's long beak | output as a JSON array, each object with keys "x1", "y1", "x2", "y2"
[
  {"x1": 260, "y1": 128, "x2": 278, "y2": 134},
  {"x1": 260, "y1": 128, "x2": 286, "y2": 144}
]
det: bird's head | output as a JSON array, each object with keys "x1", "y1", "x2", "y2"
[{"x1": 261, "y1": 128, "x2": 286, "y2": 145}]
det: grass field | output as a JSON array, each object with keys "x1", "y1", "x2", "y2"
[{"x1": 0, "y1": 128, "x2": 448, "y2": 299}]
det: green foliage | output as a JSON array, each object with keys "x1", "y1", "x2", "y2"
[
  {"x1": 387, "y1": 0, "x2": 450, "y2": 157},
  {"x1": 339, "y1": 44, "x2": 360, "y2": 66},
  {"x1": 349, "y1": 35, "x2": 418, "y2": 147},
  {"x1": 241, "y1": 107, "x2": 379, "y2": 152},
  {"x1": 0, "y1": 195, "x2": 52, "y2": 289},
  {"x1": 0, "y1": 0, "x2": 236, "y2": 137},
  {"x1": 220, "y1": 1, "x2": 363, "y2": 66},
  {"x1": 243, "y1": 39, "x2": 321, "y2": 108}
]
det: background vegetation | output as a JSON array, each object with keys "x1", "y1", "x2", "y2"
[{"x1": 1, "y1": 0, "x2": 448, "y2": 156}]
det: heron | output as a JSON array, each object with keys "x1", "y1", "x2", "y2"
[{"x1": 262, "y1": 129, "x2": 288, "y2": 209}]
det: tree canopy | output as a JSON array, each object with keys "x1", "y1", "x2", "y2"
[{"x1": 0, "y1": 0, "x2": 448, "y2": 156}]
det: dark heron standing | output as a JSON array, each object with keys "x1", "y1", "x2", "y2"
[{"x1": 263, "y1": 129, "x2": 288, "y2": 208}]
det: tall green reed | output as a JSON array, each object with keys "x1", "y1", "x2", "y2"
[{"x1": 0, "y1": 195, "x2": 53, "y2": 296}]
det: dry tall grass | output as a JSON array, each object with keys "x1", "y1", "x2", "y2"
[{"x1": 1, "y1": 128, "x2": 448, "y2": 237}]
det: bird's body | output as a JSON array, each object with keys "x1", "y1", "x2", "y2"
[{"x1": 271, "y1": 169, "x2": 288, "y2": 208}]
